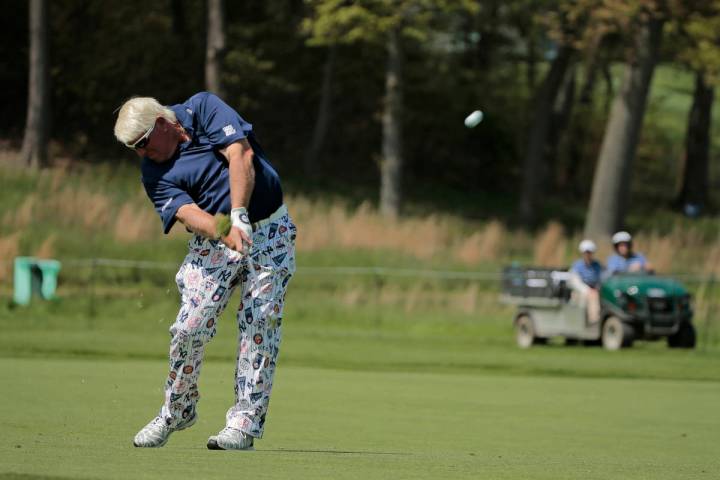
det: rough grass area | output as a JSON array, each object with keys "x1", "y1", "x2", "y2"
[
  {"x1": 5, "y1": 161, "x2": 720, "y2": 282},
  {"x1": 2, "y1": 277, "x2": 720, "y2": 378}
]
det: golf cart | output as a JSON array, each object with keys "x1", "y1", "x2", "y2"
[{"x1": 501, "y1": 266, "x2": 696, "y2": 350}]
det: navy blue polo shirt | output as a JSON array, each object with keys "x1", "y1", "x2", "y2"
[{"x1": 141, "y1": 92, "x2": 283, "y2": 234}]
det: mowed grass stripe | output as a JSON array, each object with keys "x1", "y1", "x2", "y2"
[
  {"x1": 2, "y1": 326, "x2": 720, "y2": 383},
  {"x1": 1, "y1": 358, "x2": 718, "y2": 480}
]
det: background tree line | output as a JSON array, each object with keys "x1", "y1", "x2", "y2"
[{"x1": 2, "y1": 0, "x2": 720, "y2": 239}]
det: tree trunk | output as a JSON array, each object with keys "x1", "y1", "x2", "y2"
[
  {"x1": 584, "y1": 16, "x2": 664, "y2": 239},
  {"x1": 518, "y1": 45, "x2": 574, "y2": 225},
  {"x1": 579, "y1": 30, "x2": 605, "y2": 104},
  {"x1": 303, "y1": 45, "x2": 336, "y2": 176},
  {"x1": 380, "y1": 28, "x2": 403, "y2": 218},
  {"x1": 205, "y1": 0, "x2": 225, "y2": 97},
  {"x1": 547, "y1": 63, "x2": 576, "y2": 188},
  {"x1": 676, "y1": 71, "x2": 714, "y2": 210},
  {"x1": 526, "y1": 36, "x2": 537, "y2": 91},
  {"x1": 559, "y1": 33, "x2": 603, "y2": 191},
  {"x1": 171, "y1": 0, "x2": 186, "y2": 35},
  {"x1": 601, "y1": 62, "x2": 613, "y2": 114},
  {"x1": 20, "y1": 0, "x2": 49, "y2": 169}
]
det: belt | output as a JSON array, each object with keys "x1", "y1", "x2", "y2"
[{"x1": 252, "y1": 204, "x2": 288, "y2": 231}]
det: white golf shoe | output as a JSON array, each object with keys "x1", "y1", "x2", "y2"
[
  {"x1": 133, "y1": 413, "x2": 197, "y2": 448},
  {"x1": 207, "y1": 426, "x2": 255, "y2": 451}
]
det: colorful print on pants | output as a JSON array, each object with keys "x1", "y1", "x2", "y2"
[{"x1": 160, "y1": 208, "x2": 296, "y2": 439}]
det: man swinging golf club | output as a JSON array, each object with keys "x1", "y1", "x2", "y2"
[{"x1": 114, "y1": 92, "x2": 296, "y2": 450}]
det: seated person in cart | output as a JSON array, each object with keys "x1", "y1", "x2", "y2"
[
  {"x1": 569, "y1": 239, "x2": 603, "y2": 323},
  {"x1": 606, "y1": 231, "x2": 654, "y2": 275}
]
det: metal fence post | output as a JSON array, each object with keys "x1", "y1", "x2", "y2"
[
  {"x1": 374, "y1": 268, "x2": 384, "y2": 330},
  {"x1": 701, "y1": 274, "x2": 715, "y2": 352},
  {"x1": 87, "y1": 258, "x2": 97, "y2": 323}
]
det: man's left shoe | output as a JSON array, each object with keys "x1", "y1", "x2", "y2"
[{"x1": 207, "y1": 426, "x2": 255, "y2": 451}]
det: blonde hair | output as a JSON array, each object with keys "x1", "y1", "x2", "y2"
[{"x1": 113, "y1": 97, "x2": 177, "y2": 144}]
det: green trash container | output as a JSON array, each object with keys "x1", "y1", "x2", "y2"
[{"x1": 13, "y1": 257, "x2": 62, "y2": 305}]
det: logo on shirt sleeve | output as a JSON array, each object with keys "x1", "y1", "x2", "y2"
[
  {"x1": 222, "y1": 124, "x2": 237, "y2": 136},
  {"x1": 161, "y1": 197, "x2": 174, "y2": 213}
]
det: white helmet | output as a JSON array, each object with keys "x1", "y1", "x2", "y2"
[
  {"x1": 578, "y1": 239, "x2": 597, "y2": 253},
  {"x1": 612, "y1": 231, "x2": 632, "y2": 245}
]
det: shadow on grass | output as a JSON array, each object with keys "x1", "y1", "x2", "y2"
[
  {"x1": 0, "y1": 474, "x2": 97, "y2": 480},
  {"x1": 260, "y1": 449, "x2": 412, "y2": 456}
]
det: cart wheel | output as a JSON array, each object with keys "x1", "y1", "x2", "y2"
[
  {"x1": 667, "y1": 322, "x2": 696, "y2": 349},
  {"x1": 602, "y1": 316, "x2": 634, "y2": 351},
  {"x1": 515, "y1": 314, "x2": 540, "y2": 349}
]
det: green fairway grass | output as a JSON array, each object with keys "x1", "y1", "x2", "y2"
[
  {"x1": 2, "y1": 190, "x2": 720, "y2": 480},
  {"x1": 2, "y1": 279, "x2": 720, "y2": 479},
  {"x1": 2, "y1": 287, "x2": 720, "y2": 382},
  {"x1": 5, "y1": 53, "x2": 720, "y2": 480},
  {"x1": 1, "y1": 357, "x2": 718, "y2": 480}
]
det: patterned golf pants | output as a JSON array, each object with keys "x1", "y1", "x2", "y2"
[{"x1": 159, "y1": 205, "x2": 296, "y2": 438}]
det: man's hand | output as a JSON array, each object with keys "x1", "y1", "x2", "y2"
[
  {"x1": 221, "y1": 225, "x2": 252, "y2": 253},
  {"x1": 228, "y1": 207, "x2": 253, "y2": 253},
  {"x1": 176, "y1": 204, "x2": 252, "y2": 254}
]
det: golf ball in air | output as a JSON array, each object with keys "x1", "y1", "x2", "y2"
[{"x1": 464, "y1": 110, "x2": 484, "y2": 128}]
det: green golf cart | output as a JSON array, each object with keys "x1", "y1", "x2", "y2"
[{"x1": 501, "y1": 266, "x2": 696, "y2": 350}]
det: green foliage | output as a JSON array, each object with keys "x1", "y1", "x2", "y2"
[
  {"x1": 670, "y1": 0, "x2": 720, "y2": 84},
  {"x1": 47, "y1": 1, "x2": 206, "y2": 151},
  {"x1": 2, "y1": 0, "x2": 720, "y2": 224},
  {"x1": 303, "y1": 0, "x2": 478, "y2": 46}
]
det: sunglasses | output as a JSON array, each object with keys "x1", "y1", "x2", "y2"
[{"x1": 125, "y1": 123, "x2": 155, "y2": 149}]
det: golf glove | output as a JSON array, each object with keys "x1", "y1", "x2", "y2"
[{"x1": 231, "y1": 207, "x2": 253, "y2": 245}]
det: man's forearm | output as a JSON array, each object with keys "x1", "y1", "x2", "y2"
[
  {"x1": 176, "y1": 204, "x2": 220, "y2": 238},
  {"x1": 225, "y1": 141, "x2": 255, "y2": 209}
]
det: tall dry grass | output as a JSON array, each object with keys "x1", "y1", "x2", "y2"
[
  {"x1": 54, "y1": 188, "x2": 114, "y2": 230},
  {"x1": 34, "y1": 233, "x2": 56, "y2": 259},
  {"x1": 291, "y1": 196, "x2": 513, "y2": 264},
  {"x1": 4, "y1": 168, "x2": 720, "y2": 275},
  {"x1": 113, "y1": 192, "x2": 159, "y2": 243},
  {"x1": 0, "y1": 232, "x2": 20, "y2": 283},
  {"x1": 293, "y1": 199, "x2": 454, "y2": 260},
  {"x1": 288, "y1": 194, "x2": 720, "y2": 273},
  {"x1": 631, "y1": 228, "x2": 720, "y2": 275},
  {"x1": 635, "y1": 232, "x2": 675, "y2": 273},
  {"x1": 456, "y1": 220, "x2": 505, "y2": 264},
  {"x1": 533, "y1": 222, "x2": 567, "y2": 267},
  {"x1": 703, "y1": 243, "x2": 720, "y2": 276},
  {"x1": 1, "y1": 171, "x2": 162, "y2": 246},
  {"x1": 337, "y1": 280, "x2": 497, "y2": 315}
]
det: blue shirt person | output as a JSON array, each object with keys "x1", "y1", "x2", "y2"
[
  {"x1": 139, "y1": 92, "x2": 283, "y2": 234},
  {"x1": 114, "y1": 94, "x2": 296, "y2": 449},
  {"x1": 606, "y1": 252, "x2": 649, "y2": 275},
  {"x1": 571, "y1": 239, "x2": 603, "y2": 288},
  {"x1": 571, "y1": 259, "x2": 603, "y2": 288},
  {"x1": 606, "y1": 231, "x2": 653, "y2": 276}
]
